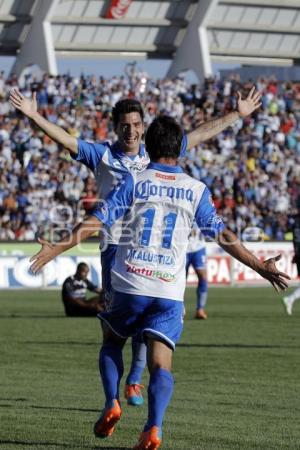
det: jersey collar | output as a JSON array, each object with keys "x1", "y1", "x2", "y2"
[
  {"x1": 147, "y1": 162, "x2": 184, "y2": 173},
  {"x1": 112, "y1": 142, "x2": 145, "y2": 159}
]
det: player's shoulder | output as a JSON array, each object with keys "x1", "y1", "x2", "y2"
[
  {"x1": 175, "y1": 173, "x2": 212, "y2": 210},
  {"x1": 79, "y1": 138, "x2": 111, "y2": 148},
  {"x1": 63, "y1": 275, "x2": 73, "y2": 283},
  {"x1": 179, "y1": 171, "x2": 207, "y2": 194},
  {"x1": 77, "y1": 138, "x2": 112, "y2": 157},
  {"x1": 62, "y1": 276, "x2": 73, "y2": 287},
  {"x1": 94, "y1": 140, "x2": 112, "y2": 150}
]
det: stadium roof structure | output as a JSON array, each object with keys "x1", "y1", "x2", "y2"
[{"x1": 1, "y1": 0, "x2": 300, "y2": 81}]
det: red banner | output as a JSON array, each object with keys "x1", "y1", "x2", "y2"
[
  {"x1": 187, "y1": 256, "x2": 232, "y2": 285},
  {"x1": 105, "y1": 0, "x2": 132, "y2": 19},
  {"x1": 186, "y1": 245, "x2": 298, "y2": 286}
]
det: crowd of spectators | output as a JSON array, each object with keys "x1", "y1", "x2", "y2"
[{"x1": 0, "y1": 66, "x2": 300, "y2": 241}]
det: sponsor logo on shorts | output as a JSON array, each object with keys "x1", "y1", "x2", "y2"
[{"x1": 126, "y1": 263, "x2": 175, "y2": 282}]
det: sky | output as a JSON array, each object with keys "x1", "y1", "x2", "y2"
[
  {"x1": 0, "y1": 56, "x2": 185, "y2": 78},
  {"x1": 0, "y1": 55, "x2": 238, "y2": 83}
]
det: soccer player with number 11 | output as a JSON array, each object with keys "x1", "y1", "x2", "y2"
[{"x1": 30, "y1": 116, "x2": 289, "y2": 450}]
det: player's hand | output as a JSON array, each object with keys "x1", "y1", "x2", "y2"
[
  {"x1": 237, "y1": 86, "x2": 261, "y2": 117},
  {"x1": 30, "y1": 238, "x2": 56, "y2": 274},
  {"x1": 258, "y1": 255, "x2": 290, "y2": 293},
  {"x1": 9, "y1": 89, "x2": 38, "y2": 119}
]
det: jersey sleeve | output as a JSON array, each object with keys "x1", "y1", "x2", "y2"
[
  {"x1": 62, "y1": 279, "x2": 75, "y2": 297},
  {"x1": 194, "y1": 187, "x2": 225, "y2": 239},
  {"x1": 71, "y1": 139, "x2": 107, "y2": 170},
  {"x1": 86, "y1": 279, "x2": 98, "y2": 292},
  {"x1": 179, "y1": 134, "x2": 188, "y2": 157},
  {"x1": 91, "y1": 173, "x2": 135, "y2": 227}
]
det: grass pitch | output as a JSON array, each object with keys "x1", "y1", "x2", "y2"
[{"x1": 0, "y1": 287, "x2": 299, "y2": 450}]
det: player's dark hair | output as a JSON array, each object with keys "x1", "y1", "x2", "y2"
[
  {"x1": 145, "y1": 116, "x2": 183, "y2": 161},
  {"x1": 77, "y1": 262, "x2": 88, "y2": 272},
  {"x1": 112, "y1": 99, "x2": 144, "y2": 128}
]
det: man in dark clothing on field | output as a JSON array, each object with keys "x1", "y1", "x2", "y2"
[{"x1": 62, "y1": 262, "x2": 103, "y2": 316}]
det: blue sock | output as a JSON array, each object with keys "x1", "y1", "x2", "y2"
[
  {"x1": 145, "y1": 368, "x2": 174, "y2": 431},
  {"x1": 126, "y1": 336, "x2": 147, "y2": 385},
  {"x1": 197, "y1": 279, "x2": 208, "y2": 310},
  {"x1": 99, "y1": 343, "x2": 124, "y2": 407}
]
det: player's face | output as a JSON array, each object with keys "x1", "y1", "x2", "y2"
[
  {"x1": 115, "y1": 112, "x2": 144, "y2": 153},
  {"x1": 77, "y1": 267, "x2": 89, "y2": 280}
]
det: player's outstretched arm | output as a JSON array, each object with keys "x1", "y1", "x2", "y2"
[
  {"x1": 30, "y1": 215, "x2": 101, "y2": 274},
  {"x1": 217, "y1": 228, "x2": 290, "y2": 292},
  {"x1": 9, "y1": 89, "x2": 78, "y2": 155},
  {"x1": 186, "y1": 86, "x2": 261, "y2": 150}
]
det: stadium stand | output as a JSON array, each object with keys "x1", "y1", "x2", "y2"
[
  {"x1": 0, "y1": 0, "x2": 300, "y2": 244},
  {"x1": 0, "y1": 70, "x2": 300, "y2": 241}
]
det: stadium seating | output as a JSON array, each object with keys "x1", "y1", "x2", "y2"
[{"x1": 0, "y1": 71, "x2": 299, "y2": 241}]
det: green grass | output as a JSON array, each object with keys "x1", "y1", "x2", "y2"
[{"x1": 0, "y1": 288, "x2": 299, "y2": 450}]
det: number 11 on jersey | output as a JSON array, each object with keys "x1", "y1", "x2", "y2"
[{"x1": 140, "y1": 208, "x2": 177, "y2": 249}]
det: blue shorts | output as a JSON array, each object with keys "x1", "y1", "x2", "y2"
[
  {"x1": 98, "y1": 292, "x2": 184, "y2": 350},
  {"x1": 186, "y1": 247, "x2": 206, "y2": 271},
  {"x1": 101, "y1": 244, "x2": 118, "y2": 302}
]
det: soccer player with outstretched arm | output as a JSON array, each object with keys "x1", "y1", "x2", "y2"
[
  {"x1": 30, "y1": 116, "x2": 289, "y2": 450},
  {"x1": 10, "y1": 86, "x2": 261, "y2": 407}
]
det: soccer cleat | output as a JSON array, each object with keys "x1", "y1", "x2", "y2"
[
  {"x1": 195, "y1": 308, "x2": 208, "y2": 320},
  {"x1": 282, "y1": 297, "x2": 293, "y2": 316},
  {"x1": 94, "y1": 399, "x2": 122, "y2": 438},
  {"x1": 133, "y1": 426, "x2": 162, "y2": 450},
  {"x1": 125, "y1": 383, "x2": 144, "y2": 406}
]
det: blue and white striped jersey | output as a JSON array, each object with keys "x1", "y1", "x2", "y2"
[
  {"x1": 73, "y1": 138, "x2": 187, "y2": 245},
  {"x1": 92, "y1": 162, "x2": 225, "y2": 301}
]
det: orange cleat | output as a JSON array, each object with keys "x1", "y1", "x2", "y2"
[
  {"x1": 133, "y1": 426, "x2": 162, "y2": 450},
  {"x1": 195, "y1": 309, "x2": 208, "y2": 320},
  {"x1": 94, "y1": 399, "x2": 122, "y2": 438},
  {"x1": 124, "y1": 383, "x2": 144, "y2": 406}
]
